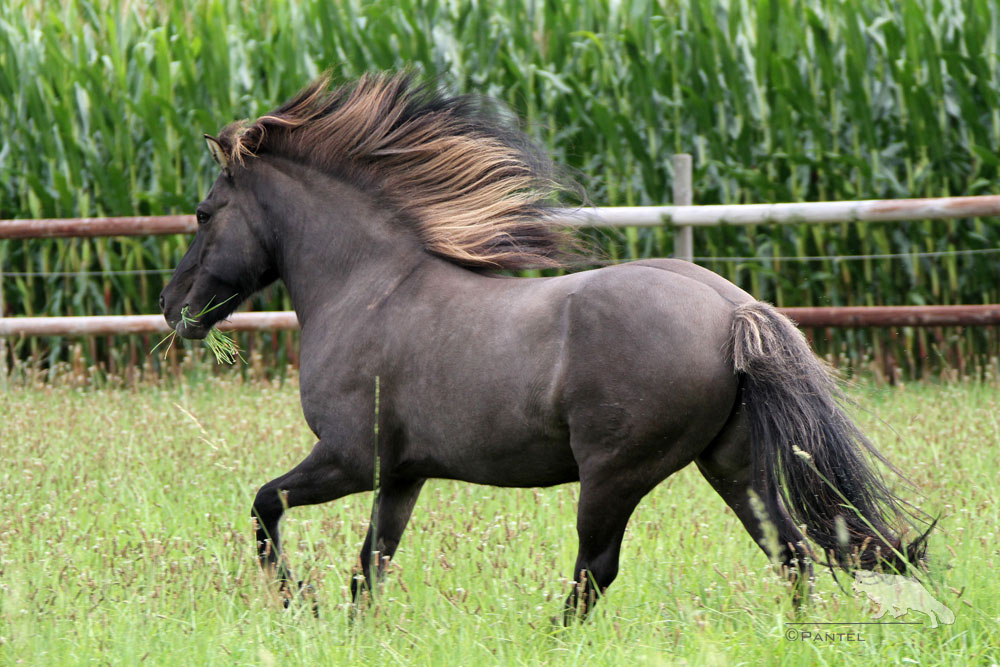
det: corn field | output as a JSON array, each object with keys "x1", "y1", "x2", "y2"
[{"x1": 1, "y1": 0, "x2": 998, "y2": 377}]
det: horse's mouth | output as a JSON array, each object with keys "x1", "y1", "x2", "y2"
[
  {"x1": 177, "y1": 323, "x2": 209, "y2": 340},
  {"x1": 170, "y1": 318, "x2": 209, "y2": 340}
]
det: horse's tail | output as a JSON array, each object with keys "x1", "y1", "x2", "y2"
[{"x1": 729, "y1": 301, "x2": 926, "y2": 571}]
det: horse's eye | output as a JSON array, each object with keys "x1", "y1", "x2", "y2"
[{"x1": 196, "y1": 209, "x2": 210, "y2": 226}]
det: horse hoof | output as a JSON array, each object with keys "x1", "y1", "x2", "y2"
[
  {"x1": 281, "y1": 580, "x2": 319, "y2": 618},
  {"x1": 298, "y1": 580, "x2": 320, "y2": 618}
]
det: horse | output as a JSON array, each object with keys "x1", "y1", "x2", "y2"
[{"x1": 160, "y1": 73, "x2": 927, "y2": 619}]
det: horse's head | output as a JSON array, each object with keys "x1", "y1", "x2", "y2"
[{"x1": 159, "y1": 135, "x2": 277, "y2": 339}]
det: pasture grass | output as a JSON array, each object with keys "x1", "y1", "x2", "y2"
[{"x1": 0, "y1": 375, "x2": 997, "y2": 665}]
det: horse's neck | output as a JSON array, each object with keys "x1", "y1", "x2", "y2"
[{"x1": 264, "y1": 169, "x2": 426, "y2": 327}]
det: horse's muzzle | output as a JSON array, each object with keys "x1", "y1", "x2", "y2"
[{"x1": 174, "y1": 316, "x2": 209, "y2": 340}]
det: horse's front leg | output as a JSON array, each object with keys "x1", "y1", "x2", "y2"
[
  {"x1": 351, "y1": 477, "x2": 426, "y2": 604},
  {"x1": 252, "y1": 440, "x2": 367, "y2": 609}
]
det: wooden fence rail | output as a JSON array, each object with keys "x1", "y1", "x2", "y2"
[
  {"x1": 4, "y1": 195, "x2": 1000, "y2": 238},
  {"x1": 3, "y1": 305, "x2": 1000, "y2": 337}
]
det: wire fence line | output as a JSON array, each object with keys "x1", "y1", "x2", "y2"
[
  {"x1": 4, "y1": 247, "x2": 998, "y2": 278},
  {"x1": 692, "y1": 247, "x2": 1000, "y2": 263},
  {"x1": 2, "y1": 268, "x2": 175, "y2": 278}
]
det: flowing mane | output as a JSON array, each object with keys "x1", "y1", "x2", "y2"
[{"x1": 215, "y1": 72, "x2": 576, "y2": 269}]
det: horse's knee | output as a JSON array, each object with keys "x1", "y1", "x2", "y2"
[
  {"x1": 252, "y1": 483, "x2": 286, "y2": 525},
  {"x1": 253, "y1": 484, "x2": 288, "y2": 570}
]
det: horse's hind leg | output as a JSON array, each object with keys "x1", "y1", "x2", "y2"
[
  {"x1": 695, "y1": 408, "x2": 813, "y2": 603},
  {"x1": 351, "y1": 476, "x2": 425, "y2": 603},
  {"x1": 253, "y1": 440, "x2": 367, "y2": 604}
]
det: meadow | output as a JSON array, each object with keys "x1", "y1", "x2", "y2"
[{"x1": 1, "y1": 369, "x2": 997, "y2": 665}]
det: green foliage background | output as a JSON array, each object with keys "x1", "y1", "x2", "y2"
[{"x1": 2, "y1": 0, "x2": 998, "y2": 374}]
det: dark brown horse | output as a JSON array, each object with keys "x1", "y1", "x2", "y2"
[{"x1": 160, "y1": 73, "x2": 926, "y2": 619}]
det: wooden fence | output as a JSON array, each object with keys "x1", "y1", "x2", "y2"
[
  {"x1": 3, "y1": 305, "x2": 1000, "y2": 338},
  {"x1": 3, "y1": 154, "x2": 1000, "y2": 334}
]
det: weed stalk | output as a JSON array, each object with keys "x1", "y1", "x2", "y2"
[{"x1": 368, "y1": 375, "x2": 381, "y2": 600}]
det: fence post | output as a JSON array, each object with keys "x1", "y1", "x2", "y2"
[{"x1": 672, "y1": 153, "x2": 693, "y2": 261}]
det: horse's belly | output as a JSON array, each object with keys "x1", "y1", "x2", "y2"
[{"x1": 393, "y1": 430, "x2": 578, "y2": 487}]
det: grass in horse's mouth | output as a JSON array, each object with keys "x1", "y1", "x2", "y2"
[{"x1": 151, "y1": 296, "x2": 244, "y2": 365}]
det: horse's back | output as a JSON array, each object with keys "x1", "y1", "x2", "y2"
[
  {"x1": 626, "y1": 258, "x2": 754, "y2": 306},
  {"x1": 555, "y1": 258, "x2": 752, "y2": 383}
]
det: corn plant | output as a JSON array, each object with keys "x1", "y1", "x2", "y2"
[{"x1": 1, "y1": 0, "x2": 998, "y2": 377}]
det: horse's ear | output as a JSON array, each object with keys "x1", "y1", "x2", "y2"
[{"x1": 204, "y1": 134, "x2": 229, "y2": 169}]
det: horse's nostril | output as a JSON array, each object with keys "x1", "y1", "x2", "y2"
[{"x1": 159, "y1": 294, "x2": 166, "y2": 311}]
